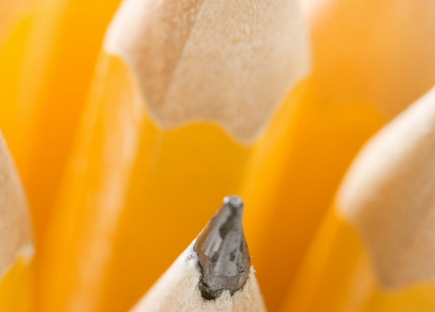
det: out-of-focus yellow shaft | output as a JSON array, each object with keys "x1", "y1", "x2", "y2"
[
  {"x1": 0, "y1": 0, "x2": 35, "y2": 172},
  {"x1": 243, "y1": 78, "x2": 384, "y2": 311},
  {"x1": 9, "y1": 0, "x2": 121, "y2": 245}
]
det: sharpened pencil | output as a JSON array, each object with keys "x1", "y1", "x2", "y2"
[{"x1": 130, "y1": 196, "x2": 266, "y2": 312}]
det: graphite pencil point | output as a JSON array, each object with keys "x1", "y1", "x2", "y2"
[{"x1": 194, "y1": 195, "x2": 251, "y2": 300}]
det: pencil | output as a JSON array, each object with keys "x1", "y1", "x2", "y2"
[
  {"x1": 282, "y1": 86, "x2": 435, "y2": 312},
  {"x1": 243, "y1": 0, "x2": 435, "y2": 309},
  {"x1": 39, "y1": 0, "x2": 309, "y2": 311},
  {"x1": 0, "y1": 132, "x2": 34, "y2": 311},
  {"x1": 131, "y1": 196, "x2": 266, "y2": 312}
]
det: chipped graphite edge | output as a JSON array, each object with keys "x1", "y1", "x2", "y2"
[{"x1": 194, "y1": 195, "x2": 251, "y2": 300}]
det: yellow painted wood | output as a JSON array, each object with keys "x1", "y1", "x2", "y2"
[
  {"x1": 0, "y1": 1, "x2": 35, "y2": 173},
  {"x1": 242, "y1": 78, "x2": 384, "y2": 311},
  {"x1": 9, "y1": 0, "x2": 121, "y2": 245}
]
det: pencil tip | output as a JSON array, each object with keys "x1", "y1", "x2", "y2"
[{"x1": 194, "y1": 195, "x2": 251, "y2": 300}]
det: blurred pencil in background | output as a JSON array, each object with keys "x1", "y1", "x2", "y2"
[
  {"x1": 38, "y1": 0, "x2": 309, "y2": 312},
  {"x1": 242, "y1": 1, "x2": 435, "y2": 309},
  {"x1": 283, "y1": 87, "x2": 435, "y2": 312},
  {"x1": 0, "y1": 133, "x2": 34, "y2": 312}
]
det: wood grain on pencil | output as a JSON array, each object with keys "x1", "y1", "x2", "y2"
[{"x1": 131, "y1": 245, "x2": 266, "y2": 312}]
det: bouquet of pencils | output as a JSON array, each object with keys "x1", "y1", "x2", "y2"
[{"x1": 1, "y1": 0, "x2": 435, "y2": 311}]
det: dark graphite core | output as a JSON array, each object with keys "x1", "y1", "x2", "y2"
[{"x1": 194, "y1": 195, "x2": 251, "y2": 300}]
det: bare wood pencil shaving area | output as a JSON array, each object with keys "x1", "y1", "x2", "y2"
[
  {"x1": 337, "y1": 87, "x2": 435, "y2": 289},
  {"x1": 130, "y1": 245, "x2": 265, "y2": 312},
  {"x1": 104, "y1": 0, "x2": 310, "y2": 142},
  {"x1": 0, "y1": 134, "x2": 33, "y2": 278}
]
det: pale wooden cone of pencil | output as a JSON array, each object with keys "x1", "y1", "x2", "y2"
[
  {"x1": 130, "y1": 196, "x2": 266, "y2": 312},
  {"x1": 283, "y1": 86, "x2": 435, "y2": 311},
  {"x1": 0, "y1": 131, "x2": 34, "y2": 310}
]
